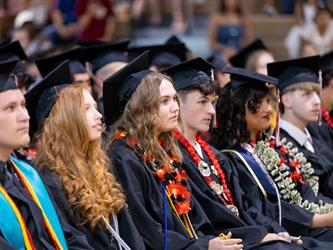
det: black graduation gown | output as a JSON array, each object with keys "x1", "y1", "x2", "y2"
[
  {"x1": 109, "y1": 139, "x2": 215, "y2": 250},
  {"x1": 39, "y1": 166, "x2": 146, "y2": 250},
  {"x1": 280, "y1": 128, "x2": 333, "y2": 200},
  {"x1": 179, "y1": 143, "x2": 307, "y2": 250},
  {"x1": 223, "y1": 149, "x2": 333, "y2": 248},
  {"x1": 308, "y1": 122, "x2": 333, "y2": 150},
  {"x1": 0, "y1": 160, "x2": 93, "y2": 250}
]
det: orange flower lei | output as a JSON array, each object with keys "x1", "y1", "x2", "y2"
[{"x1": 115, "y1": 129, "x2": 192, "y2": 215}]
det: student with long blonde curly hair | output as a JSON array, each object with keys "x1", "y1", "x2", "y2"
[
  {"x1": 105, "y1": 52, "x2": 243, "y2": 250},
  {"x1": 29, "y1": 78, "x2": 145, "y2": 249}
]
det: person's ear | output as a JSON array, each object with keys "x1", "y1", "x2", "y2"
[{"x1": 281, "y1": 93, "x2": 292, "y2": 109}]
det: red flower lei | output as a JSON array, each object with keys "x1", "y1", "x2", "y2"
[
  {"x1": 173, "y1": 130, "x2": 235, "y2": 206},
  {"x1": 322, "y1": 105, "x2": 333, "y2": 129},
  {"x1": 115, "y1": 129, "x2": 192, "y2": 215},
  {"x1": 269, "y1": 139, "x2": 305, "y2": 185}
]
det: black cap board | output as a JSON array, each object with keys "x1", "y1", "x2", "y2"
[
  {"x1": 267, "y1": 55, "x2": 319, "y2": 91},
  {"x1": 25, "y1": 60, "x2": 72, "y2": 137},
  {"x1": 163, "y1": 57, "x2": 214, "y2": 91},
  {"x1": 128, "y1": 43, "x2": 187, "y2": 70},
  {"x1": 229, "y1": 39, "x2": 267, "y2": 68},
  {"x1": 83, "y1": 39, "x2": 130, "y2": 73},
  {"x1": 35, "y1": 47, "x2": 86, "y2": 77},
  {"x1": 222, "y1": 66, "x2": 278, "y2": 90},
  {"x1": 103, "y1": 51, "x2": 150, "y2": 126}
]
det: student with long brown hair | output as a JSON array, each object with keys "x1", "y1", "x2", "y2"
[
  {"x1": 105, "y1": 52, "x2": 244, "y2": 249},
  {"x1": 26, "y1": 62, "x2": 145, "y2": 249}
]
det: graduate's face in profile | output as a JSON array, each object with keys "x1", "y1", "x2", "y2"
[
  {"x1": 245, "y1": 95, "x2": 272, "y2": 134},
  {"x1": 282, "y1": 89, "x2": 321, "y2": 123},
  {"x1": 179, "y1": 90, "x2": 216, "y2": 134},
  {"x1": 156, "y1": 79, "x2": 179, "y2": 134},
  {"x1": 83, "y1": 90, "x2": 103, "y2": 141},
  {"x1": 0, "y1": 89, "x2": 30, "y2": 151}
]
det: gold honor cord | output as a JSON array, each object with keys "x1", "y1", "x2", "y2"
[{"x1": 222, "y1": 149, "x2": 268, "y2": 198}]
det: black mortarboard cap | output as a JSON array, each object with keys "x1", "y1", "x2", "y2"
[
  {"x1": 35, "y1": 47, "x2": 86, "y2": 77},
  {"x1": 163, "y1": 57, "x2": 214, "y2": 91},
  {"x1": 207, "y1": 55, "x2": 226, "y2": 72},
  {"x1": 229, "y1": 39, "x2": 267, "y2": 68},
  {"x1": 128, "y1": 43, "x2": 187, "y2": 70},
  {"x1": 84, "y1": 40, "x2": 130, "y2": 73},
  {"x1": 0, "y1": 41, "x2": 28, "y2": 75},
  {"x1": 320, "y1": 50, "x2": 333, "y2": 76},
  {"x1": 103, "y1": 51, "x2": 150, "y2": 126},
  {"x1": 25, "y1": 61, "x2": 72, "y2": 136},
  {"x1": 222, "y1": 66, "x2": 278, "y2": 90},
  {"x1": 0, "y1": 41, "x2": 28, "y2": 61},
  {"x1": 267, "y1": 55, "x2": 319, "y2": 91},
  {"x1": 0, "y1": 59, "x2": 19, "y2": 93},
  {"x1": 165, "y1": 35, "x2": 190, "y2": 52}
]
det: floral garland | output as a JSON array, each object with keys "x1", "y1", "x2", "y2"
[
  {"x1": 115, "y1": 129, "x2": 192, "y2": 216},
  {"x1": 322, "y1": 105, "x2": 333, "y2": 129},
  {"x1": 173, "y1": 130, "x2": 239, "y2": 216},
  {"x1": 253, "y1": 135, "x2": 333, "y2": 214}
]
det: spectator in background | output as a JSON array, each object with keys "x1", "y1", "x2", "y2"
[
  {"x1": 170, "y1": 0, "x2": 193, "y2": 33},
  {"x1": 208, "y1": 0, "x2": 252, "y2": 63},
  {"x1": 284, "y1": 0, "x2": 328, "y2": 58},
  {"x1": 301, "y1": 5, "x2": 333, "y2": 55},
  {"x1": 42, "y1": 0, "x2": 80, "y2": 46},
  {"x1": 76, "y1": 0, "x2": 115, "y2": 42}
]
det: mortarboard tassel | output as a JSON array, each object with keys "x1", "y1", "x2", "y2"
[
  {"x1": 275, "y1": 88, "x2": 280, "y2": 147},
  {"x1": 318, "y1": 70, "x2": 323, "y2": 126}
]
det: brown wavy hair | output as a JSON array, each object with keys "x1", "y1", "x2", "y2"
[
  {"x1": 35, "y1": 83, "x2": 126, "y2": 228},
  {"x1": 110, "y1": 72, "x2": 183, "y2": 169}
]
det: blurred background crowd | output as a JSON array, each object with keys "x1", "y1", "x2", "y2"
[{"x1": 1, "y1": 0, "x2": 333, "y2": 91}]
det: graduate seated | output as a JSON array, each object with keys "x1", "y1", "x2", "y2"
[
  {"x1": 268, "y1": 56, "x2": 333, "y2": 200},
  {"x1": 24, "y1": 61, "x2": 144, "y2": 250},
  {"x1": 0, "y1": 59, "x2": 92, "y2": 249}
]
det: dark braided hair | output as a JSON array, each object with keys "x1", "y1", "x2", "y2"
[{"x1": 210, "y1": 83, "x2": 270, "y2": 149}]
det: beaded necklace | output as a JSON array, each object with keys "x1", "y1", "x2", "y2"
[{"x1": 173, "y1": 130, "x2": 239, "y2": 216}]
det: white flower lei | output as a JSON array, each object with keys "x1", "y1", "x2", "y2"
[{"x1": 253, "y1": 136, "x2": 333, "y2": 214}]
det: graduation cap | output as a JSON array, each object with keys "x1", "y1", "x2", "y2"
[
  {"x1": 84, "y1": 40, "x2": 130, "y2": 73},
  {"x1": 35, "y1": 47, "x2": 86, "y2": 77},
  {"x1": 0, "y1": 59, "x2": 19, "y2": 93},
  {"x1": 165, "y1": 35, "x2": 190, "y2": 52},
  {"x1": 25, "y1": 61, "x2": 72, "y2": 137},
  {"x1": 320, "y1": 50, "x2": 333, "y2": 76},
  {"x1": 163, "y1": 57, "x2": 214, "y2": 91},
  {"x1": 267, "y1": 55, "x2": 319, "y2": 91},
  {"x1": 103, "y1": 51, "x2": 150, "y2": 126},
  {"x1": 0, "y1": 41, "x2": 28, "y2": 61},
  {"x1": 0, "y1": 41, "x2": 29, "y2": 75},
  {"x1": 222, "y1": 66, "x2": 278, "y2": 90},
  {"x1": 229, "y1": 39, "x2": 267, "y2": 68},
  {"x1": 128, "y1": 43, "x2": 187, "y2": 70},
  {"x1": 207, "y1": 55, "x2": 226, "y2": 72}
]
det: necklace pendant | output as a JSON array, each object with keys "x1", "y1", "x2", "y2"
[
  {"x1": 227, "y1": 205, "x2": 239, "y2": 217},
  {"x1": 210, "y1": 181, "x2": 224, "y2": 195},
  {"x1": 198, "y1": 161, "x2": 211, "y2": 177}
]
